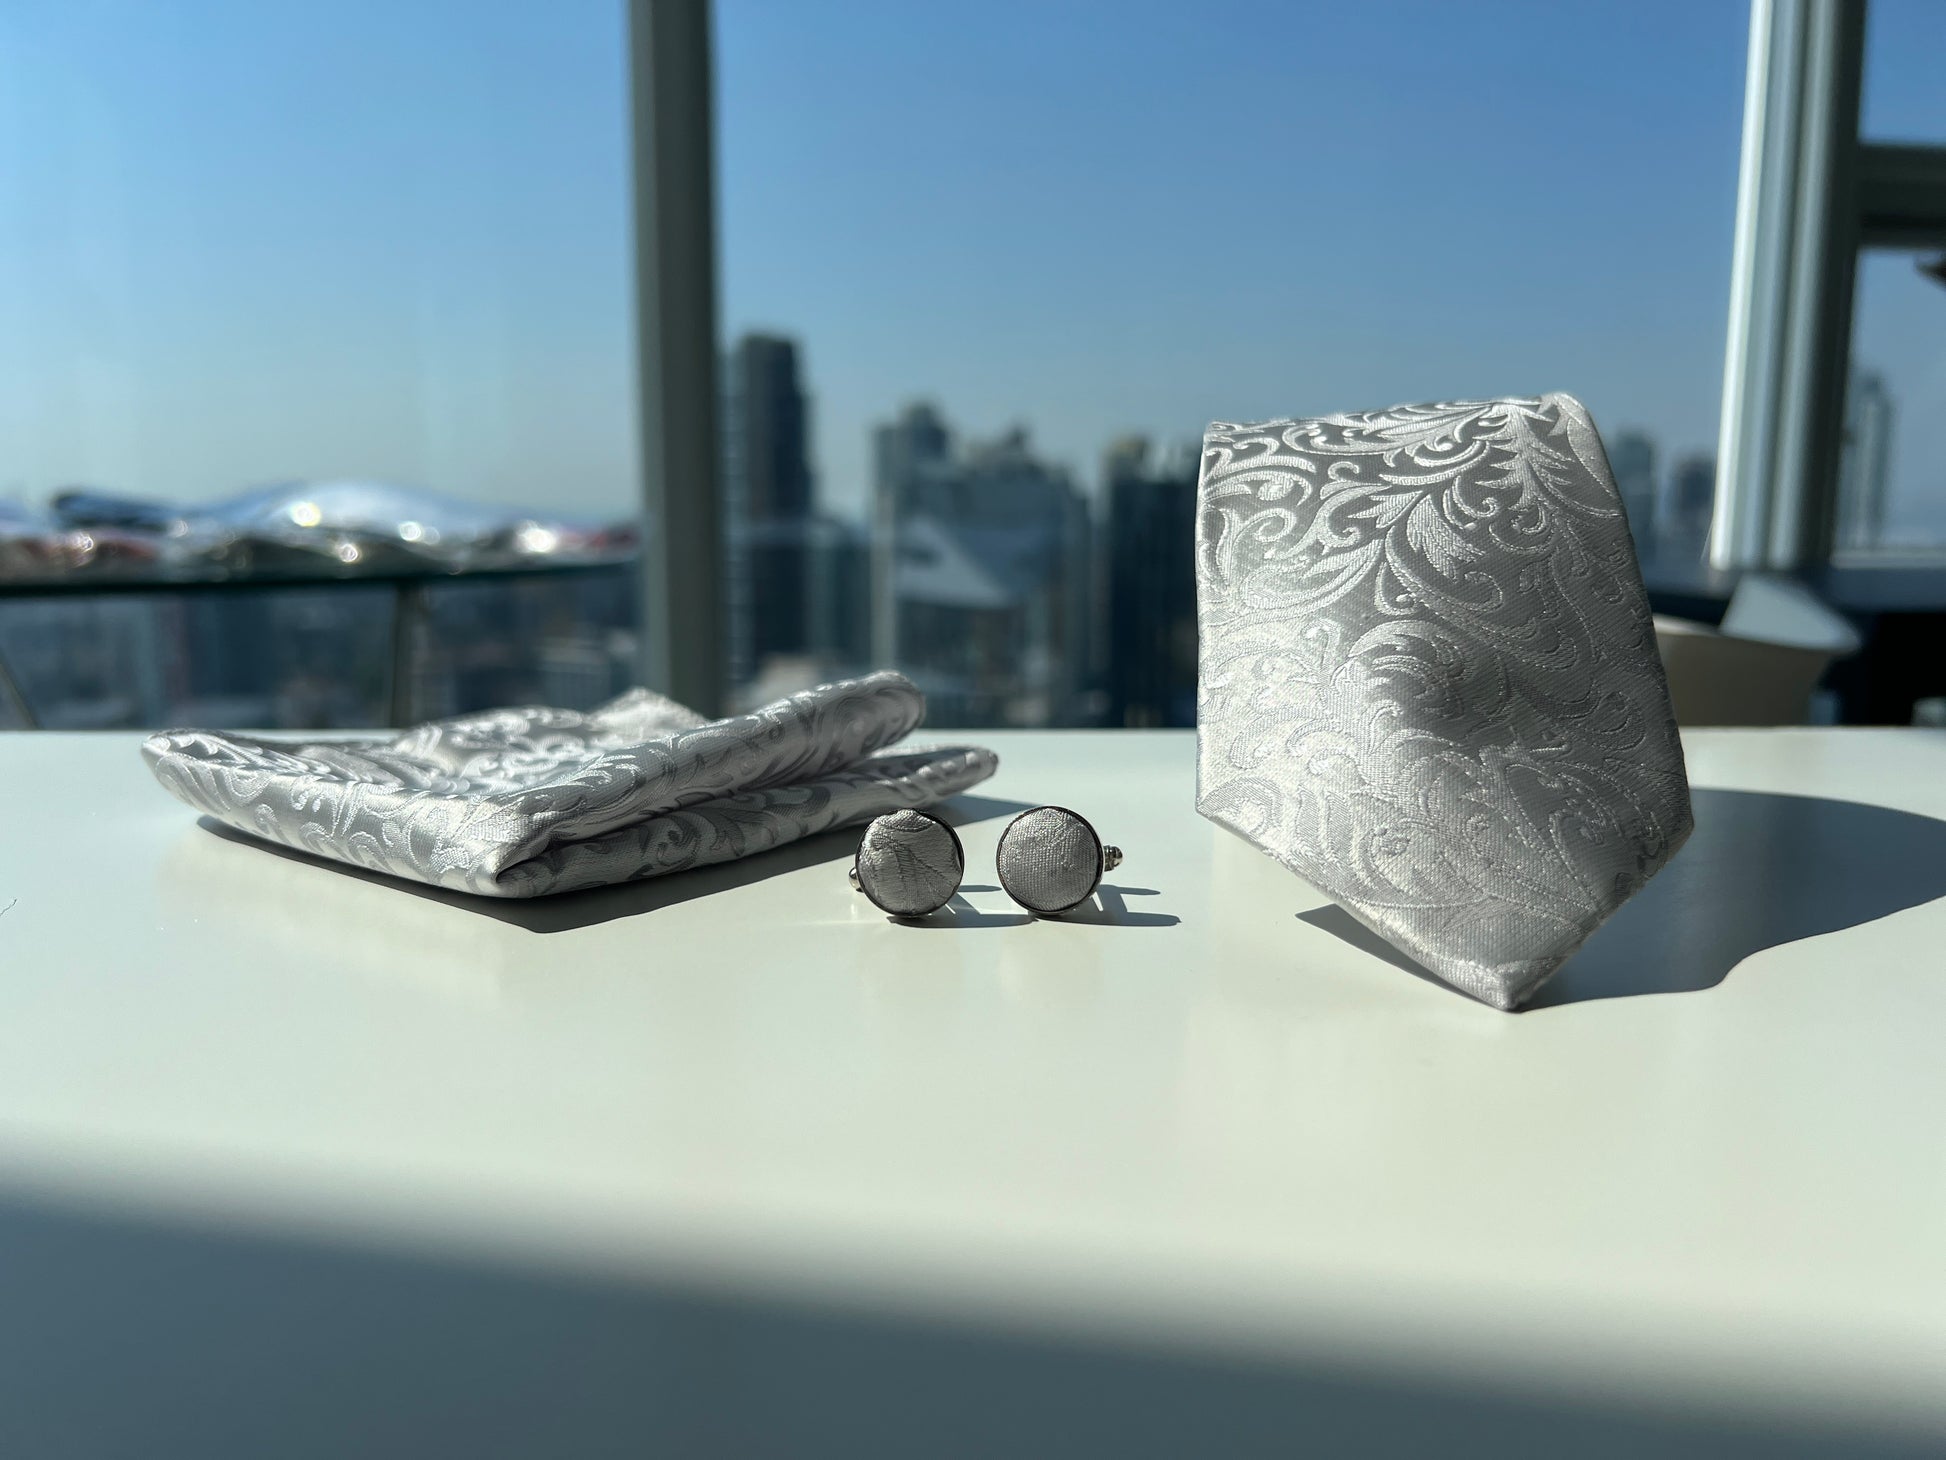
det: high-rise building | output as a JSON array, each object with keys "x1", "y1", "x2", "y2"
[
  {"x1": 870, "y1": 402, "x2": 953, "y2": 674},
  {"x1": 1836, "y1": 369, "x2": 1896, "y2": 551},
  {"x1": 872, "y1": 406, "x2": 1092, "y2": 725},
  {"x1": 1607, "y1": 429, "x2": 1659, "y2": 553},
  {"x1": 1662, "y1": 453, "x2": 1716, "y2": 564},
  {"x1": 724, "y1": 334, "x2": 813, "y2": 523},
  {"x1": 723, "y1": 332, "x2": 817, "y2": 691},
  {"x1": 806, "y1": 515, "x2": 872, "y2": 673},
  {"x1": 1102, "y1": 436, "x2": 1198, "y2": 728}
]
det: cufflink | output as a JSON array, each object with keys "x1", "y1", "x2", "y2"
[
  {"x1": 850, "y1": 809, "x2": 965, "y2": 917},
  {"x1": 996, "y1": 806, "x2": 1123, "y2": 916}
]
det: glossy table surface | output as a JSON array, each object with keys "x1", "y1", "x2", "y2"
[{"x1": 1, "y1": 728, "x2": 1943, "y2": 1456}]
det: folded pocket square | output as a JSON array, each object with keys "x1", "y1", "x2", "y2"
[
  {"x1": 144, "y1": 670, "x2": 997, "y2": 897},
  {"x1": 1196, "y1": 394, "x2": 1693, "y2": 1008}
]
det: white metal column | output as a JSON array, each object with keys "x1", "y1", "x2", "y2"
[{"x1": 1712, "y1": 0, "x2": 1865, "y2": 573}]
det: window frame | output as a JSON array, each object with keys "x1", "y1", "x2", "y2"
[
  {"x1": 1713, "y1": 0, "x2": 1946, "y2": 573},
  {"x1": 629, "y1": 0, "x2": 727, "y2": 715}
]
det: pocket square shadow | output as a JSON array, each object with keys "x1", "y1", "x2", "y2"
[
  {"x1": 935, "y1": 795, "x2": 1037, "y2": 828},
  {"x1": 1299, "y1": 789, "x2": 1946, "y2": 1008}
]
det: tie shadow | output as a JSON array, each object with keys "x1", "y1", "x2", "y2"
[
  {"x1": 1296, "y1": 905, "x2": 1453, "y2": 992},
  {"x1": 1298, "y1": 788, "x2": 1946, "y2": 1008},
  {"x1": 194, "y1": 790, "x2": 1037, "y2": 935}
]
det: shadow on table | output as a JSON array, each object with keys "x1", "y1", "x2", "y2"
[
  {"x1": 935, "y1": 795, "x2": 1037, "y2": 831},
  {"x1": 192, "y1": 791, "x2": 1035, "y2": 936},
  {"x1": 890, "y1": 889, "x2": 1030, "y2": 929},
  {"x1": 1299, "y1": 789, "x2": 1946, "y2": 1009},
  {"x1": 1064, "y1": 885, "x2": 1179, "y2": 928},
  {"x1": 1297, "y1": 905, "x2": 1455, "y2": 993},
  {"x1": 859, "y1": 884, "x2": 1178, "y2": 931},
  {"x1": 0, "y1": 1184, "x2": 1931, "y2": 1459}
]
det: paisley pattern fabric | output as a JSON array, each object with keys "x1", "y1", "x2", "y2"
[
  {"x1": 853, "y1": 809, "x2": 964, "y2": 917},
  {"x1": 1196, "y1": 394, "x2": 1692, "y2": 1009},
  {"x1": 996, "y1": 806, "x2": 1106, "y2": 915},
  {"x1": 144, "y1": 671, "x2": 998, "y2": 898}
]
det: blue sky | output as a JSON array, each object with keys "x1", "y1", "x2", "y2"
[
  {"x1": 0, "y1": 0, "x2": 635, "y2": 514},
  {"x1": 721, "y1": 0, "x2": 1752, "y2": 517},
  {"x1": 2, "y1": 0, "x2": 1940, "y2": 535}
]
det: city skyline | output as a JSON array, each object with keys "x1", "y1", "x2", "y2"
[
  {"x1": 719, "y1": 321, "x2": 1732, "y2": 731},
  {"x1": 0, "y1": 314, "x2": 1897, "y2": 733}
]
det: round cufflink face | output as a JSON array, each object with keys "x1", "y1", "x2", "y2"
[
  {"x1": 854, "y1": 809, "x2": 965, "y2": 917},
  {"x1": 996, "y1": 806, "x2": 1104, "y2": 915}
]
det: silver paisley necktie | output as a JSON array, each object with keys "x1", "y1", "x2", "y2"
[{"x1": 1195, "y1": 394, "x2": 1693, "y2": 1009}]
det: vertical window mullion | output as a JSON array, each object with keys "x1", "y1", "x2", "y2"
[
  {"x1": 1712, "y1": 0, "x2": 1867, "y2": 574},
  {"x1": 629, "y1": 0, "x2": 726, "y2": 715}
]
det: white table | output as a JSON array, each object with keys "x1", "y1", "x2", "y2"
[{"x1": 1, "y1": 728, "x2": 1943, "y2": 1457}]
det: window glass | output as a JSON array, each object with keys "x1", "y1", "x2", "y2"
[
  {"x1": 717, "y1": 0, "x2": 1747, "y2": 726},
  {"x1": 403, "y1": 568, "x2": 641, "y2": 722},
  {"x1": 1861, "y1": 0, "x2": 1946, "y2": 144},
  {"x1": 1834, "y1": 250, "x2": 1946, "y2": 557},
  {"x1": 0, "y1": 0, "x2": 640, "y2": 727},
  {"x1": 0, "y1": 587, "x2": 392, "y2": 729}
]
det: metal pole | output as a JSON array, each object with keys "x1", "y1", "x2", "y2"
[
  {"x1": 1712, "y1": 0, "x2": 1867, "y2": 572},
  {"x1": 628, "y1": 0, "x2": 725, "y2": 717},
  {"x1": 1712, "y1": 0, "x2": 1802, "y2": 571},
  {"x1": 1767, "y1": 0, "x2": 1865, "y2": 567}
]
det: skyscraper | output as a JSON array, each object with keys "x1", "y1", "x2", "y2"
[
  {"x1": 804, "y1": 514, "x2": 872, "y2": 674},
  {"x1": 870, "y1": 402, "x2": 953, "y2": 675},
  {"x1": 1102, "y1": 436, "x2": 1198, "y2": 728},
  {"x1": 723, "y1": 332, "x2": 816, "y2": 691},
  {"x1": 1836, "y1": 369, "x2": 1895, "y2": 551},
  {"x1": 725, "y1": 334, "x2": 813, "y2": 522},
  {"x1": 1607, "y1": 429, "x2": 1659, "y2": 554},
  {"x1": 871, "y1": 405, "x2": 1091, "y2": 725},
  {"x1": 1663, "y1": 453, "x2": 1716, "y2": 565}
]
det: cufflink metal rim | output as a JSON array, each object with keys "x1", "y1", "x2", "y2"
[
  {"x1": 849, "y1": 808, "x2": 966, "y2": 918},
  {"x1": 995, "y1": 805, "x2": 1123, "y2": 917}
]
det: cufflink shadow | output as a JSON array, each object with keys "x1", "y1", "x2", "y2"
[
  {"x1": 1062, "y1": 885, "x2": 1180, "y2": 928},
  {"x1": 891, "y1": 892, "x2": 1030, "y2": 929},
  {"x1": 1298, "y1": 789, "x2": 1946, "y2": 1009},
  {"x1": 192, "y1": 787, "x2": 1031, "y2": 935},
  {"x1": 878, "y1": 884, "x2": 1179, "y2": 930}
]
